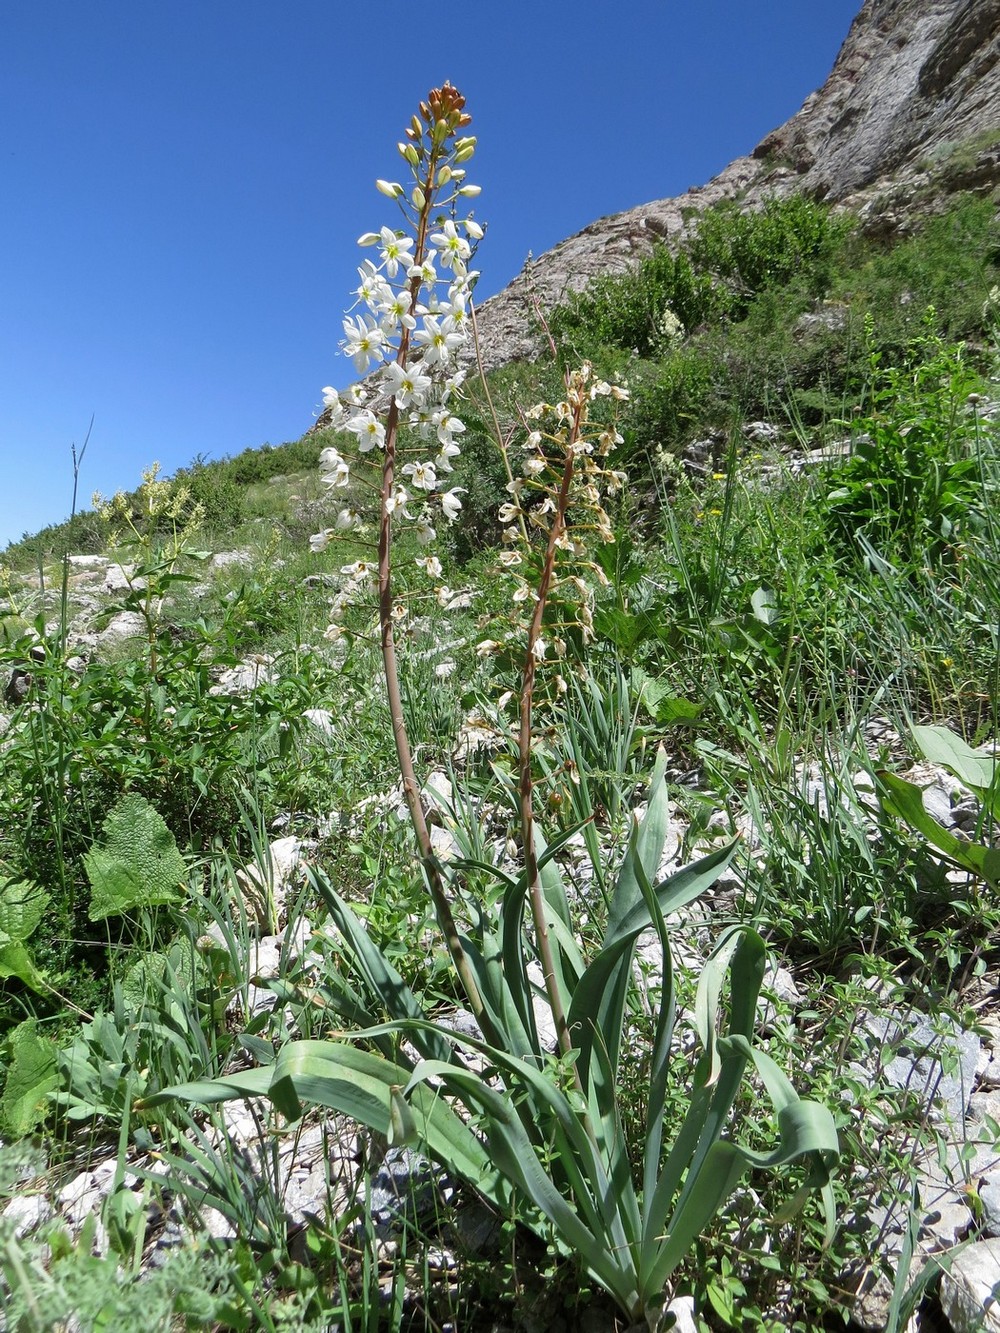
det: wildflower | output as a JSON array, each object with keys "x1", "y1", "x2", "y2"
[
  {"x1": 440, "y1": 487, "x2": 465, "y2": 522},
  {"x1": 345, "y1": 410, "x2": 386, "y2": 452},
  {"x1": 342, "y1": 314, "x2": 386, "y2": 373},
  {"x1": 531, "y1": 637, "x2": 547, "y2": 661},
  {"x1": 341, "y1": 560, "x2": 374, "y2": 579},
  {"x1": 335, "y1": 507, "x2": 362, "y2": 530},
  {"x1": 402, "y1": 460, "x2": 438, "y2": 491},
  {"x1": 435, "y1": 435, "x2": 462, "y2": 470},
  {"x1": 416, "y1": 554, "x2": 443, "y2": 579},
  {"x1": 476, "y1": 639, "x2": 500, "y2": 657},
  {"x1": 413, "y1": 314, "x2": 465, "y2": 366},
  {"x1": 430, "y1": 220, "x2": 472, "y2": 270},
  {"x1": 383, "y1": 360, "x2": 432, "y2": 409},
  {"x1": 309, "y1": 529, "x2": 333, "y2": 553},
  {"x1": 321, "y1": 456, "x2": 351, "y2": 488},
  {"x1": 378, "y1": 226, "x2": 414, "y2": 277}
]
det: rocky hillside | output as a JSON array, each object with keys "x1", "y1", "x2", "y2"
[{"x1": 473, "y1": 0, "x2": 1000, "y2": 370}]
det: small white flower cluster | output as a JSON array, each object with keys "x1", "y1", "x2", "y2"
[
  {"x1": 658, "y1": 304, "x2": 685, "y2": 351},
  {"x1": 310, "y1": 85, "x2": 481, "y2": 616},
  {"x1": 478, "y1": 363, "x2": 629, "y2": 666}
]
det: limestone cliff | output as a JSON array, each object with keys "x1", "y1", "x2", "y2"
[{"x1": 472, "y1": 0, "x2": 1000, "y2": 371}]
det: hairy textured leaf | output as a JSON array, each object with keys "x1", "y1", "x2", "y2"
[
  {"x1": 1, "y1": 1021, "x2": 58, "y2": 1137},
  {"x1": 0, "y1": 879, "x2": 48, "y2": 945},
  {"x1": 84, "y1": 793, "x2": 186, "y2": 921}
]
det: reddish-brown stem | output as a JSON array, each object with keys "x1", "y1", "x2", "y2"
[{"x1": 376, "y1": 143, "x2": 485, "y2": 1021}]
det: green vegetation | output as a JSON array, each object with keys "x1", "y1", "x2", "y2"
[{"x1": 2, "y1": 147, "x2": 1000, "y2": 1330}]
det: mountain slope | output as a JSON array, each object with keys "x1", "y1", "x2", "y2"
[{"x1": 473, "y1": 0, "x2": 1000, "y2": 371}]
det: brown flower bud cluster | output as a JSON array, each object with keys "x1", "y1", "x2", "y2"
[{"x1": 480, "y1": 363, "x2": 629, "y2": 669}]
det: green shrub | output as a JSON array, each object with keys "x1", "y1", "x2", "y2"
[{"x1": 822, "y1": 323, "x2": 986, "y2": 566}]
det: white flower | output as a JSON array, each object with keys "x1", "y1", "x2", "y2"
[
  {"x1": 440, "y1": 487, "x2": 465, "y2": 522},
  {"x1": 377, "y1": 287, "x2": 416, "y2": 332},
  {"x1": 433, "y1": 451, "x2": 459, "y2": 484},
  {"x1": 408, "y1": 256, "x2": 438, "y2": 288},
  {"x1": 342, "y1": 314, "x2": 385, "y2": 373},
  {"x1": 416, "y1": 554, "x2": 443, "y2": 579},
  {"x1": 384, "y1": 485, "x2": 409, "y2": 515},
  {"x1": 345, "y1": 410, "x2": 385, "y2": 452},
  {"x1": 531, "y1": 636, "x2": 547, "y2": 661},
  {"x1": 356, "y1": 261, "x2": 390, "y2": 309},
  {"x1": 383, "y1": 360, "x2": 432, "y2": 409},
  {"x1": 498, "y1": 550, "x2": 522, "y2": 567},
  {"x1": 435, "y1": 585, "x2": 454, "y2": 608},
  {"x1": 320, "y1": 449, "x2": 351, "y2": 488},
  {"x1": 335, "y1": 507, "x2": 362, "y2": 530},
  {"x1": 413, "y1": 314, "x2": 465, "y2": 366},
  {"x1": 402, "y1": 460, "x2": 438, "y2": 491},
  {"x1": 415, "y1": 520, "x2": 436, "y2": 545},
  {"x1": 309, "y1": 529, "x2": 333, "y2": 552},
  {"x1": 431, "y1": 220, "x2": 472, "y2": 270},
  {"x1": 341, "y1": 560, "x2": 374, "y2": 579},
  {"x1": 321, "y1": 387, "x2": 345, "y2": 425},
  {"x1": 476, "y1": 639, "x2": 500, "y2": 657},
  {"x1": 378, "y1": 226, "x2": 414, "y2": 278}
]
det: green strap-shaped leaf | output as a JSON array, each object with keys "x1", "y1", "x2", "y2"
[
  {"x1": 569, "y1": 840, "x2": 739, "y2": 1092},
  {"x1": 405, "y1": 1057, "x2": 640, "y2": 1317},
  {"x1": 879, "y1": 771, "x2": 1000, "y2": 885},
  {"x1": 314, "y1": 872, "x2": 456, "y2": 1065}
]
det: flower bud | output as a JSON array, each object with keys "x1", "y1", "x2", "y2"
[
  {"x1": 357, "y1": 232, "x2": 379, "y2": 246},
  {"x1": 411, "y1": 185, "x2": 426, "y2": 211},
  {"x1": 398, "y1": 141, "x2": 420, "y2": 166},
  {"x1": 436, "y1": 164, "x2": 452, "y2": 187},
  {"x1": 454, "y1": 137, "x2": 477, "y2": 160},
  {"x1": 457, "y1": 184, "x2": 481, "y2": 197},
  {"x1": 431, "y1": 118, "x2": 449, "y2": 146},
  {"x1": 376, "y1": 179, "x2": 403, "y2": 198},
  {"x1": 464, "y1": 219, "x2": 484, "y2": 240}
]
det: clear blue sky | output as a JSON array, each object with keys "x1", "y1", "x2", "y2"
[{"x1": 0, "y1": 1, "x2": 861, "y2": 550}]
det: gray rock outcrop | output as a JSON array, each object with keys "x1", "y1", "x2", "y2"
[{"x1": 469, "y1": 0, "x2": 1000, "y2": 372}]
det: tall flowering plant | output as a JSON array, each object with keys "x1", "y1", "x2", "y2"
[
  {"x1": 310, "y1": 83, "x2": 487, "y2": 1015},
  {"x1": 155, "y1": 87, "x2": 839, "y2": 1331}
]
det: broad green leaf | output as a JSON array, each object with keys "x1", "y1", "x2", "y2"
[
  {"x1": 84, "y1": 794, "x2": 185, "y2": 921},
  {"x1": 1, "y1": 1020, "x2": 58, "y2": 1137},
  {"x1": 879, "y1": 772, "x2": 1000, "y2": 885},
  {"x1": 911, "y1": 724, "x2": 997, "y2": 792},
  {"x1": 571, "y1": 839, "x2": 739, "y2": 1091},
  {"x1": 0, "y1": 941, "x2": 46, "y2": 991},
  {"x1": 0, "y1": 880, "x2": 48, "y2": 944},
  {"x1": 750, "y1": 585, "x2": 778, "y2": 625}
]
